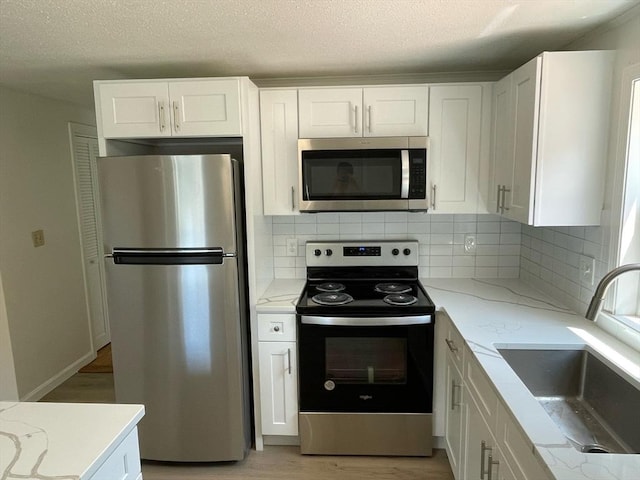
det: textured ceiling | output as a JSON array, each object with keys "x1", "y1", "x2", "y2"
[{"x1": 0, "y1": 0, "x2": 638, "y2": 107}]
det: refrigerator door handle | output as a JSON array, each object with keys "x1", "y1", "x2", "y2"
[{"x1": 111, "y1": 247, "x2": 229, "y2": 265}]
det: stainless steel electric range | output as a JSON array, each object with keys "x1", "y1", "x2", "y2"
[{"x1": 296, "y1": 240, "x2": 436, "y2": 456}]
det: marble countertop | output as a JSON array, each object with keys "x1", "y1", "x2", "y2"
[
  {"x1": 256, "y1": 279, "x2": 305, "y2": 313},
  {"x1": 0, "y1": 401, "x2": 144, "y2": 479},
  {"x1": 421, "y1": 278, "x2": 640, "y2": 480}
]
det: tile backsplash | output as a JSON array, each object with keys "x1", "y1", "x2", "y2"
[
  {"x1": 519, "y1": 224, "x2": 608, "y2": 315},
  {"x1": 271, "y1": 212, "x2": 522, "y2": 279}
]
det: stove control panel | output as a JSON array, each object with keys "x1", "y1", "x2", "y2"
[{"x1": 306, "y1": 241, "x2": 419, "y2": 267}]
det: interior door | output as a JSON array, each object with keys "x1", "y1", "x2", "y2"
[{"x1": 69, "y1": 123, "x2": 110, "y2": 350}]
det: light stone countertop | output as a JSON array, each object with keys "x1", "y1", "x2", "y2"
[
  {"x1": 421, "y1": 278, "x2": 640, "y2": 480},
  {"x1": 255, "y1": 279, "x2": 305, "y2": 313},
  {"x1": 0, "y1": 401, "x2": 144, "y2": 479}
]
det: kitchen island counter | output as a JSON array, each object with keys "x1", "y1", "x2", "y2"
[
  {"x1": 0, "y1": 401, "x2": 144, "y2": 479},
  {"x1": 422, "y1": 278, "x2": 640, "y2": 480}
]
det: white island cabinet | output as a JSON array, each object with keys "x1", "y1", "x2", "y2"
[
  {"x1": 298, "y1": 85, "x2": 428, "y2": 138},
  {"x1": 0, "y1": 402, "x2": 144, "y2": 480},
  {"x1": 94, "y1": 78, "x2": 243, "y2": 139},
  {"x1": 491, "y1": 51, "x2": 613, "y2": 226}
]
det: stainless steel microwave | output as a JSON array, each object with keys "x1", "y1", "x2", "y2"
[{"x1": 298, "y1": 137, "x2": 429, "y2": 212}]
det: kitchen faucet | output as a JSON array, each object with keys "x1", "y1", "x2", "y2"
[{"x1": 585, "y1": 263, "x2": 640, "y2": 320}]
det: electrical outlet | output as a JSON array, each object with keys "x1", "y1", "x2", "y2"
[
  {"x1": 579, "y1": 255, "x2": 596, "y2": 286},
  {"x1": 286, "y1": 238, "x2": 298, "y2": 257},
  {"x1": 464, "y1": 234, "x2": 476, "y2": 254},
  {"x1": 31, "y1": 229, "x2": 45, "y2": 247}
]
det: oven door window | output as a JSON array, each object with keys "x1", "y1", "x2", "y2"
[
  {"x1": 301, "y1": 150, "x2": 401, "y2": 200},
  {"x1": 326, "y1": 337, "x2": 406, "y2": 384}
]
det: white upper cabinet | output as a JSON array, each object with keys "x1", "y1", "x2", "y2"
[
  {"x1": 259, "y1": 89, "x2": 300, "y2": 215},
  {"x1": 428, "y1": 84, "x2": 492, "y2": 213},
  {"x1": 298, "y1": 85, "x2": 428, "y2": 138},
  {"x1": 95, "y1": 78, "x2": 243, "y2": 139},
  {"x1": 492, "y1": 51, "x2": 613, "y2": 226}
]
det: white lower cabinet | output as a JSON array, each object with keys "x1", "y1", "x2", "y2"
[
  {"x1": 441, "y1": 313, "x2": 549, "y2": 480},
  {"x1": 257, "y1": 313, "x2": 299, "y2": 437},
  {"x1": 89, "y1": 427, "x2": 141, "y2": 480}
]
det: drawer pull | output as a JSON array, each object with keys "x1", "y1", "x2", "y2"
[
  {"x1": 480, "y1": 440, "x2": 492, "y2": 479},
  {"x1": 445, "y1": 338, "x2": 458, "y2": 353},
  {"x1": 450, "y1": 381, "x2": 462, "y2": 410}
]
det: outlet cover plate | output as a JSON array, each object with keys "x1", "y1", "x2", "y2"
[
  {"x1": 579, "y1": 255, "x2": 595, "y2": 286},
  {"x1": 286, "y1": 238, "x2": 298, "y2": 257}
]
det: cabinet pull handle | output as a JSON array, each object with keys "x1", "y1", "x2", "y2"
[
  {"x1": 480, "y1": 440, "x2": 492, "y2": 479},
  {"x1": 287, "y1": 348, "x2": 292, "y2": 375},
  {"x1": 367, "y1": 105, "x2": 372, "y2": 133},
  {"x1": 450, "y1": 381, "x2": 462, "y2": 410},
  {"x1": 354, "y1": 105, "x2": 359, "y2": 133},
  {"x1": 496, "y1": 185, "x2": 503, "y2": 213},
  {"x1": 173, "y1": 101, "x2": 181, "y2": 132},
  {"x1": 445, "y1": 338, "x2": 457, "y2": 353},
  {"x1": 487, "y1": 454, "x2": 498, "y2": 480},
  {"x1": 431, "y1": 184, "x2": 437, "y2": 210},
  {"x1": 158, "y1": 102, "x2": 166, "y2": 132},
  {"x1": 501, "y1": 186, "x2": 511, "y2": 212},
  {"x1": 291, "y1": 186, "x2": 295, "y2": 211}
]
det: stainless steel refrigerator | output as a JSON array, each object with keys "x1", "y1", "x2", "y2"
[{"x1": 97, "y1": 154, "x2": 251, "y2": 462}]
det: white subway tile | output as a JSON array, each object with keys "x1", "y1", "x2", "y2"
[
  {"x1": 431, "y1": 256, "x2": 453, "y2": 267},
  {"x1": 499, "y1": 244, "x2": 521, "y2": 255},
  {"x1": 384, "y1": 212, "x2": 408, "y2": 223},
  {"x1": 477, "y1": 233, "x2": 500, "y2": 245},
  {"x1": 500, "y1": 233, "x2": 521, "y2": 245},
  {"x1": 361, "y1": 212, "x2": 386, "y2": 223},
  {"x1": 275, "y1": 257, "x2": 296, "y2": 268},
  {"x1": 583, "y1": 240, "x2": 601, "y2": 258},
  {"x1": 478, "y1": 214, "x2": 502, "y2": 222},
  {"x1": 500, "y1": 221, "x2": 521, "y2": 233},
  {"x1": 408, "y1": 212, "x2": 430, "y2": 223},
  {"x1": 455, "y1": 214, "x2": 477, "y2": 223},
  {"x1": 431, "y1": 234, "x2": 454, "y2": 245},
  {"x1": 454, "y1": 222, "x2": 477, "y2": 233},
  {"x1": 453, "y1": 256, "x2": 475, "y2": 267},
  {"x1": 476, "y1": 267, "x2": 498, "y2": 278},
  {"x1": 295, "y1": 223, "x2": 317, "y2": 235},
  {"x1": 431, "y1": 222, "x2": 454, "y2": 234},
  {"x1": 430, "y1": 245, "x2": 453, "y2": 256},
  {"x1": 585, "y1": 226, "x2": 602, "y2": 244},
  {"x1": 275, "y1": 267, "x2": 296, "y2": 279},
  {"x1": 273, "y1": 216, "x2": 295, "y2": 224},
  {"x1": 317, "y1": 213, "x2": 340, "y2": 223},
  {"x1": 273, "y1": 223, "x2": 295, "y2": 235},
  {"x1": 317, "y1": 223, "x2": 340, "y2": 234},
  {"x1": 430, "y1": 266, "x2": 453, "y2": 278},
  {"x1": 429, "y1": 213, "x2": 454, "y2": 222},
  {"x1": 273, "y1": 245, "x2": 286, "y2": 257},
  {"x1": 385, "y1": 223, "x2": 408, "y2": 234},
  {"x1": 340, "y1": 223, "x2": 362, "y2": 234},
  {"x1": 498, "y1": 267, "x2": 520, "y2": 278},
  {"x1": 340, "y1": 213, "x2": 362, "y2": 223},
  {"x1": 498, "y1": 256, "x2": 520, "y2": 267},
  {"x1": 362, "y1": 223, "x2": 385, "y2": 234},
  {"x1": 478, "y1": 222, "x2": 501, "y2": 233},
  {"x1": 408, "y1": 222, "x2": 430, "y2": 234},
  {"x1": 476, "y1": 256, "x2": 499, "y2": 267},
  {"x1": 453, "y1": 267, "x2": 475, "y2": 278},
  {"x1": 477, "y1": 245, "x2": 500, "y2": 256}
]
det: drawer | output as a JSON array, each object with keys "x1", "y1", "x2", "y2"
[
  {"x1": 464, "y1": 350, "x2": 498, "y2": 430},
  {"x1": 258, "y1": 313, "x2": 296, "y2": 342}
]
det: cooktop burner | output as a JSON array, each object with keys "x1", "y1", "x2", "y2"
[
  {"x1": 375, "y1": 283, "x2": 412, "y2": 294},
  {"x1": 311, "y1": 292, "x2": 354, "y2": 306},
  {"x1": 383, "y1": 293, "x2": 418, "y2": 306},
  {"x1": 316, "y1": 282, "x2": 346, "y2": 293}
]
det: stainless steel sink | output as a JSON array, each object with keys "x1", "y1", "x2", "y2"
[{"x1": 497, "y1": 348, "x2": 640, "y2": 454}]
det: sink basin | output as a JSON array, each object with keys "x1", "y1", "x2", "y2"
[{"x1": 497, "y1": 348, "x2": 640, "y2": 454}]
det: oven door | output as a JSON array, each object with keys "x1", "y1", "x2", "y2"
[{"x1": 298, "y1": 315, "x2": 434, "y2": 413}]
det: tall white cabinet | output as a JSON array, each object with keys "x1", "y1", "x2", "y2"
[
  {"x1": 259, "y1": 89, "x2": 300, "y2": 215},
  {"x1": 491, "y1": 51, "x2": 613, "y2": 226},
  {"x1": 428, "y1": 84, "x2": 492, "y2": 213}
]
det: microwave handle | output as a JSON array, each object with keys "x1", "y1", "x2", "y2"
[{"x1": 401, "y1": 150, "x2": 410, "y2": 199}]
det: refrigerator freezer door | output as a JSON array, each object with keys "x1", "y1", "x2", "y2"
[
  {"x1": 106, "y1": 258, "x2": 250, "y2": 461},
  {"x1": 98, "y1": 154, "x2": 238, "y2": 252}
]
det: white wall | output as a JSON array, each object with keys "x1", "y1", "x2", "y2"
[
  {"x1": 0, "y1": 86, "x2": 96, "y2": 399},
  {"x1": 519, "y1": 7, "x2": 640, "y2": 315},
  {"x1": 0, "y1": 270, "x2": 18, "y2": 400}
]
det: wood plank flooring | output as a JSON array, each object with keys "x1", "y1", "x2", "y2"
[{"x1": 40, "y1": 371, "x2": 454, "y2": 480}]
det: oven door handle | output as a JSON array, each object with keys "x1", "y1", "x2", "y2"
[{"x1": 300, "y1": 315, "x2": 432, "y2": 326}]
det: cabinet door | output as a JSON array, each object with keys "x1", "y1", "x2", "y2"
[
  {"x1": 428, "y1": 85, "x2": 484, "y2": 213},
  {"x1": 491, "y1": 75, "x2": 514, "y2": 215},
  {"x1": 260, "y1": 90, "x2": 300, "y2": 215},
  {"x1": 88, "y1": 428, "x2": 141, "y2": 479},
  {"x1": 97, "y1": 82, "x2": 171, "y2": 138},
  {"x1": 259, "y1": 341, "x2": 298, "y2": 436},
  {"x1": 507, "y1": 57, "x2": 541, "y2": 224},
  {"x1": 444, "y1": 354, "x2": 465, "y2": 480},
  {"x1": 169, "y1": 79, "x2": 242, "y2": 136},
  {"x1": 298, "y1": 88, "x2": 363, "y2": 138},
  {"x1": 464, "y1": 394, "x2": 505, "y2": 480},
  {"x1": 363, "y1": 86, "x2": 428, "y2": 137}
]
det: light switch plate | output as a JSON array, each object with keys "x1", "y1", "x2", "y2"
[{"x1": 579, "y1": 255, "x2": 596, "y2": 286}]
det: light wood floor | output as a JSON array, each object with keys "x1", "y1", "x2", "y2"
[{"x1": 41, "y1": 372, "x2": 454, "y2": 480}]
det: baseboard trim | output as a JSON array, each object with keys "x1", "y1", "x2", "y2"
[
  {"x1": 21, "y1": 350, "x2": 95, "y2": 401},
  {"x1": 263, "y1": 435, "x2": 300, "y2": 446}
]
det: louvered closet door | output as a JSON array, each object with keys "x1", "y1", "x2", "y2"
[{"x1": 71, "y1": 126, "x2": 110, "y2": 350}]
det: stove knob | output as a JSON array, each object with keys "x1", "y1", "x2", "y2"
[
  {"x1": 314, "y1": 249, "x2": 322, "y2": 256},
  {"x1": 325, "y1": 249, "x2": 333, "y2": 256},
  {"x1": 392, "y1": 248, "x2": 400, "y2": 256},
  {"x1": 403, "y1": 248, "x2": 411, "y2": 256}
]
